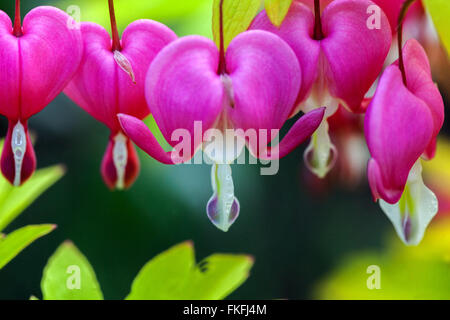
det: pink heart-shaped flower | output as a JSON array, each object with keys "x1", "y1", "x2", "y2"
[
  {"x1": 0, "y1": 6, "x2": 82, "y2": 185},
  {"x1": 365, "y1": 39, "x2": 444, "y2": 204},
  {"x1": 64, "y1": 20, "x2": 177, "y2": 189}
]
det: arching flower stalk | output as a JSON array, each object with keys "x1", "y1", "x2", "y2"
[
  {"x1": 0, "y1": 0, "x2": 82, "y2": 186},
  {"x1": 365, "y1": 0, "x2": 445, "y2": 245},
  {"x1": 64, "y1": 0, "x2": 176, "y2": 189},
  {"x1": 119, "y1": 0, "x2": 325, "y2": 231},
  {"x1": 250, "y1": 0, "x2": 392, "y2": 178}
]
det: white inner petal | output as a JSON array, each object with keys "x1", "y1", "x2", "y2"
[
  {"x1": 11, "y1": 121, "x2": 26, "y2": 187},
  {"x1": 380, "y1": 160, "x2": 438, "y2": 246},
  {"x1": 207, "y1": 163, "x2": 240, "y2": 232},
  {"x1": 304, "y1": 117, "x2": 337, "y2": 179},
  {"x1": 113, "y1": 133, "x2": 128, "y2": 190}
]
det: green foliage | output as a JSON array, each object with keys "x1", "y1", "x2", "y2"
[
  {"x1": 423, "y1": 0, "x2": 450, "y2": 54},
  {"x1": 41, "y1": 241, "x2": 104, "y2": 300},
  {"x1": 0, "y1": 140, "x2": 64, "y2": 270},
  {"x1": 316, "y1": 219, "x2": 450, "y2": 299},
  {"x1": 264, "y1": 0, "x2": 293, "y2": 27},
  {"x1": 0, "y1": 165, "x2": 65, "y2": 232},
  {"x1": 126, "y1": 241, "x2": 254, "y2": 300},
  {"x1": 0, "y1": 225, "x2": 55, "y2": 270},
  {"x1": 212, "y1": 0, "x2": 262, "y2": 49},
  {"x1": 38, "y1": 241, "x2": 253, "y2": 300}
]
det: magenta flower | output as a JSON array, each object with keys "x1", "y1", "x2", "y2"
[
  {"x1": 365, "y1": 39, "x2": 444, "y2": 245},
  {"x1": 64, "y1": 0, "x2": 176, "y2": 189},
  {"x1": 118, "y1": 4, "x2": 325, "y2": 231},
  {"x1": 250, "y1": 0, "x2": 392, "y2": 178},
  {"x1": 0, "y1": 2, "x2": 82, "y2": 186}
]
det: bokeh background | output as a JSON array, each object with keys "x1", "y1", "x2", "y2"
[{"x1": 0, "y1": 0, "x2": 448, "y2": 299}]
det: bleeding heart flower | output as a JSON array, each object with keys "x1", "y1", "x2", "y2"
[
  {"x1": 64, "y1": 0, "x2": 177, "y2": 189},
  {"x1": 365, "y1": 39, "x2": 444, "y2": 245},
  {"x1": 118, "y1": 2, "x2": 325, "y2": 231},
  {"x1": 250, "y1": 0, "x2": 392, "y2": 178},
  {"x1": 0, "y1": 2, "x2": 82, "y2": 186}
]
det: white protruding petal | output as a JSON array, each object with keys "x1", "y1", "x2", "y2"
[
  {"x1": 304, "y1": 117, "x2": 337, "y2": 179},
  {"x1": 302, "y1": 88, "x2": 339, "y2": 179},
  {"x1": 207, "y1": 163, "x2": 240, "y2": 232},
  {"x1": 113, "y1": 133, "x2": 128, "y2": 190},
  {"x1": 380, "y1": 161, "x2": 438, "y2": 246},
  {"x1": 11, "y1": 121, "x2": 26, "y2": 187}
]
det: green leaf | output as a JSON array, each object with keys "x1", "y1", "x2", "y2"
[
  {"x1": 41, "y1": 241, "x2": 103, "y2": 300},
  {"x1": 54, "y1": 0, "x2": 213, "y2": 38},
  {"x1": 264, "y1": 0, "x2": 292, "y2": 27},
  {"x1": 0, "y1": 224, "x2": 56, "y2": 270},
  {"x1": 0, "y1": 165, "x2": 65, "y2": 232},
  {"x1": 212, "y1": 0, "x2": 262, "y2": 50},
  {"x1": 423, "y1": 0, "x2": 450, "y2": 54},
  {"x1": 126, "y1": 241, "x2": 254, "y2": 300}
]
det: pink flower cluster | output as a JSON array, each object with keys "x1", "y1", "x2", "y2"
[{"x1": 0, "y1": 0, "x2": 444, "y2": 240}]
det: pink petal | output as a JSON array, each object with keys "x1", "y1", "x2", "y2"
[
  {"x1": 226, "y1": 30, "x2": 302, "y2": 132},
  {"x1": 248, "y1": 108, "x2": 325, "y2": 160},
  {"x1": 321, "y1": 0, "x2": 392, "y2": 113},
  {"x1": 100, "y1": 134, "x2": 140, "y2": 189},
  {"x1": 0, "y1": 6, "x2": 82, "y2": 120},
  {"x1": 364, "y1": 65, "x2": 434, "y2": 204},
  {"x1": 64, "y1": 20, "x2": 176, "y2": 132},
  {"x1": 145, "y1": 36, "x2": 224, "y2": 154},
  {"x1": 1, "y1": 120, "x2": 36, "y2": 186},
  {"x1": 250, "y1": 2, "x2": 320, "y2": 109},
  {"x1": 251, "y1": 0, "x2": 392, "y2": 114},
  {"x1": 400, "y1": 39, "x2": 444, "y2": 153},
  {"x1": 118, "y1": 114, "x2": 184, "y2": 165}
]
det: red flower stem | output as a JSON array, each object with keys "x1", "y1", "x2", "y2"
[
  {"x1": 313, "y1": 0, "x2": 324, "y2": 40},
  {"x1": 108, "y1": 0, "x2": 121, "y2": 51},
  {"x1": 13, "y1": 0, "x2": 22, "y2": 37},
  {"x1": 218, "y1": 0, "x2": 227, "y2": 74},
  {"x1": 397, "y1": 0, "x2": 416, "y2": 86}
]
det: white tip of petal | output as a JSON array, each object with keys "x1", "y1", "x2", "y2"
[
  {"x1": 11, "y1": 121, "x2": 26, "y2": 187},
  {"x1": 304, "y1": 118, "x2": 337, "y2": 179},
  {"x1": 207, "y1": 164, "x2": 240, "y2": 232},
  {"x1": 113, "y1": 133, "x2": 128, "y2": 190},
  {"x1": 380, "y1": 161, "x2": 438, "y2": 246}
]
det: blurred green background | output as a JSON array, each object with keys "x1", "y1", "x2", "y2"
[{"x1": 0, "y1": 0, "x2": 448, "y2": 300}]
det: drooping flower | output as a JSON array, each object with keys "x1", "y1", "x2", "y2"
[
  {"x1": 118, "y1": 1, "x2": 325, "y2": 231},
  {"x1": 250, "y1": 0, "x2": 392, "y2": 178},
  {"x1": 365, "y1": 39, "x2": 444, "y2": 245},
  {"x1": 0, "y1": 1, "x2": 82, "y2": 186},
  {"x1": 64, "y1": 0, "x2": 176, "y2": 190}
]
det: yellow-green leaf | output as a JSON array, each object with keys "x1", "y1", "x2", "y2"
[
  {"x1": 126, "y1": 241, "x2": 254, "y2": 300},
  {"x1": 423, "y1": 0, "x2": 450, "y2": 54},
  {"x1": 316, "y1": 218, "x2": 450, "y2": 299},
  {"x1": 264, "y1": 0, "x2": 293, "y2": 27},
  {"x1": 0, "y1": 224, "x2": 56, "y2": 270},
  {"x1": 0, "y1": 165, "x2": 65, "y2": 232},
  {"x1": 212, "y1": 0, "x2": 262, "y2": 50},
  {"x1": 41, "y1": 241, "x2": 103, "y2": 300},
  {"x1": 54, "y1": 0, "x2": 213, "y2": 38}
]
